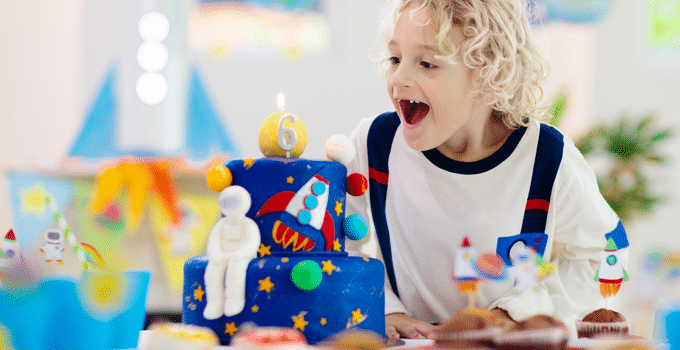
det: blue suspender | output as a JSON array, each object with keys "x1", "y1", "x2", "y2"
[{"x1": 366, "y1": 112, "x2": 401, "y2": 297}]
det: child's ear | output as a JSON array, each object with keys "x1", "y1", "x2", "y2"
[{"x1": 474, "y1": 89, "x2": 497, "y2": 105}]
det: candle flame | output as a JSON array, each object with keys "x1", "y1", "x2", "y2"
[{"x1": 277, "y1": 92, "x2": 286, "y2": 111}]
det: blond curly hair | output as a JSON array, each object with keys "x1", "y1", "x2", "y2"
[{"x1": 373, "y1": 0, "x2": 550, "y2": 127}]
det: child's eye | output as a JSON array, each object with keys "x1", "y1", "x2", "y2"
[
  {"x1": 388, "y1": 57, "x2": 400, "y2": 65},
  {"x1": 420, "y1": 61, "x2": 437, "y2": 69}
]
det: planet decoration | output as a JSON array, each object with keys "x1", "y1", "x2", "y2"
[
  {"x1": 206, "y1": 164, "x2": 233, "y2": 192},
  {"x1": 291, "y1": 260, "x2": 323, "y2": 291},
  {"x1": 343, "y1": 214, "x2": 368, "y2": 241},
  {"x1": 258, "y1": 111, "x2": 308, "y2": 158},
  {"x1": 325, "y1": 134, "x2": 356, "y2": 166},
  {"x1": 346, "y1": 173, "x2": 368, "y2": 197},
  {"x1": 473, "y1": 252, "x2": 507, "y2": 281}
]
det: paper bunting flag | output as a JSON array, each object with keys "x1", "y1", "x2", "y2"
[
  {"x1": 8, "y1": 172, "x2": 74, "y2": 250},
  {"x1": 89, "y1": 160, "x2": 181, "y2": 233},
  {"x1": 149, "y1": 193, "x2": 220, "y2": 291},
  {"x1": 74, "y1": 181, "x2": 130, "y2": 271}
]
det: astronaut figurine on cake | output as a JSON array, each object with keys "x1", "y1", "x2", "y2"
[{"x1": 203, "y1": 185, "x2": 261, "y2": 319}]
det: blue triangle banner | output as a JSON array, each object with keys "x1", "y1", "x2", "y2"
[
  {"x1": 68, "y1": 65, "x2": 119, "y2": 160},
  {"x1": 186, "y1": 66, "x2": 241, "y2": 161}
]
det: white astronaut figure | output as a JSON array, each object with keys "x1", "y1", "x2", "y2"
[
  {"x1": 203, "y1": 186, "x2": 261, "y2": 320},
  {"x1": 507, "y1": 242, "x2": 540, "y2": 292},
  {"x1": 40, "y1": 229, "x2": 65, "y2": 265}
]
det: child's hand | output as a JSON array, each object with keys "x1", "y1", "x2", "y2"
[{"x1": 385, "y1": 313, "x2": 436, "y2": 339}]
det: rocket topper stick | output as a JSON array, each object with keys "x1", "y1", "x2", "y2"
[
  {"x1": 594, "y1": 238, "x2": 629, "y2": 308},
  {"x1": 452, "y1": 236, "x2": 479, "y2": 308}
]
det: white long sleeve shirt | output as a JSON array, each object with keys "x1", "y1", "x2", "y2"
[{"x1": 345, "y1": 112, "x2": 627, "y2": 333}]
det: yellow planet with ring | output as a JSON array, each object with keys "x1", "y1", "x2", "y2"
[{"x1": 258, "y1": 112, "x2": 308, "y2": 158}]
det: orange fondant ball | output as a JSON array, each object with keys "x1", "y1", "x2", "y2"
[
  {"x1": 346, "y1": 173, "x2": 368, "y2": 196},
  {"x1": 206, "y1": 165, "x2": 233, "y2": 192}
]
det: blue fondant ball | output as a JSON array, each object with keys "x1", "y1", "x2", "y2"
[{"x1": 343, "y1": 213, "x2": 368, "y2": 241}]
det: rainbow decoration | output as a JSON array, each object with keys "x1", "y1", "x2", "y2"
[{"x1": 77, "y1": 243, "x2": 105, "y2": 270}]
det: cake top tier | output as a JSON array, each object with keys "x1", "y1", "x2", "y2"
[{"x1": 224, "y1": 157, "x2": 358, "y2": 256}]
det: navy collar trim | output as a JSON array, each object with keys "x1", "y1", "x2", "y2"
[{"x1": 422, "y1": 126, "x2": 527, "y2": 174}]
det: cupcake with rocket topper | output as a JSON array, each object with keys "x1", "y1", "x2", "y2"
[
  {"x1": 575, "y1": 238, "x2": 630, "y2": 338},
  {"x1": 183, "y1": 93, "x2": 382, "y2": 345},
  {"x1": 429, "y1": 237, "x2": 506, "y2": 348}
]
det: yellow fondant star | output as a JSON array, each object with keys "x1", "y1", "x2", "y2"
[
  {"x1": 258, "y1": 276, "x2": 275, "y2": 293},
  {"x1": 193, "y1": 285, "x2": 205, "y2": 302},
  {"x1": 281, "y1": 257, "x2": 289, "y2": 263},
  {"x1": 333, "y1": 238, "x2": 342, "y2": 252},
  {"x1": 287, "y1": 176, "x2": 294, "y2": 184},
  {"x1": 321, "y1": 260, "x2": 336, "y2": 275},
  {"x1": 363, "y1": 257, "x2": 370, "y2": 262},
  {"x1": 351, "y1": 308, "x2": 365, "y2": 324},
  {"x1": 243, "y1": 157, "x2": 256, "y2": 169},
  {"x1": 225, "y1": 322, "x2": 239, "y2": 336},
  {"x1": 320, "y1": 318, "x2": 327, "y2": 326},
  {"x1": 251, "y1": 305, "x2": 259, "y2": 313},
  {"x1": 258, "y1": 244, "x2": 272, "y2": 257},
  {"x1": 334, "y1": 201, "x2": 343, "y2": 216},
  {"x1": 292, "y1": 312, "x2": 309, "y2": 331}
]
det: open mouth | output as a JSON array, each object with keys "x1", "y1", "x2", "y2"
[{"x1": 398, "y1": 99, "x2": 430, "y2": 125}]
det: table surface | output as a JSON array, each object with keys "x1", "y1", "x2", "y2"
[{"x1": 135, "y1": 331, "x2": 668, "y2": 350}]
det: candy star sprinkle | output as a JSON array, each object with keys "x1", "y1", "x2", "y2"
[
  {"x1": 321, "y1": 260, "x2": 337, "y2": 275},
  {"x1": 292, "y1": 312, "x2": 309, "y2": 331},
  {"x1": 287, "y1": 176, "x2": 294, "y2": 184},
  {"x1": 258, "y1": 276, "x2": 275, "y2": 293},
  {"x1": 243, "y1": 157, "x2": 256, "y2": 169},
  {"x1": 334, "y1": 201, "x2": 343, "y2": 216},
  {"x1": 351, "y1": 308, "x2": 366, "y2": 324},
  {"x1": 224, "y1": 322, "x2": 239, "y2": 336},
  {"x1": 193, "y1": 285, "x2": 205, "y2": 302},
  {"x1": 258, "y1": 244, "x2": 272, "y2": 257}
]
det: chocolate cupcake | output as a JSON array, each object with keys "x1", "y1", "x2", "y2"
[
  {"x1": 575, "y1": 308, "x2": 629, "y2": 339},
  {"x1": 493, "y1": 314, "x2": 569, "y2": 350},
  {"x1": 428, "y1": 308, "x2": 501, "y2": 349}
]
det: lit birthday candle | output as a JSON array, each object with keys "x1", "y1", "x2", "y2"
[{"x1": 258, "y1": 93, "x2": 308, "y2": 158}]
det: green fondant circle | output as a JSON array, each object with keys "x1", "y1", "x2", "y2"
[{"x1": 291, "y1": 260, "x2": 323, "y2": 291}]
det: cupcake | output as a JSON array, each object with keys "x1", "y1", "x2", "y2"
[
  {"x1": 493, "y1": 314, "x2": 569, "y2": 350},
  {"x1": 428, "y1": 308, "x2": 502, "y2": 349},
  {"x1": 575, "y1": 308, "x2": 629, "y2": 339},
  {"x1": 319, "y1": 329, "x2": 386, "y2": 350},
  {"x1": 141, "y1": 322, "x2": 219, "y2": 350}
]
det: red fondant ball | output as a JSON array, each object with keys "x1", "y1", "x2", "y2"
[{"x1": 346, "y1": 173, "x2": 368, "y2": 196}]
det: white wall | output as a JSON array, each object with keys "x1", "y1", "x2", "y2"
[{"x1": 1, "y1": 0, "x2": 679, "y2": 335}]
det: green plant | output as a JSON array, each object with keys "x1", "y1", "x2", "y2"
[{"x1": 548, "y1": 89, "x2": 674, "y2": 223}]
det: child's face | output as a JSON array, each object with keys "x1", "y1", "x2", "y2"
[{"x1": 386, "y1": 4, "x2": 493, "y2": 152}]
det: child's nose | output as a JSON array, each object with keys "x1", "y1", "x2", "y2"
[{"x1": 389, "y1": 64, "x2": 413, "y2": 88}]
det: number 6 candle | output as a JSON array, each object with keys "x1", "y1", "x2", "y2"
[{"x1": 258, "y1": 93, "x2": 308, "y2": 158}]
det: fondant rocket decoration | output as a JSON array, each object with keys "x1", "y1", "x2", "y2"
[
  {"x1": 595, "y1": 238, "x2": 629, "y2": 298},
  {"x1": 0, "y1": 230, "x2": 20, "y2": 270},
  {"x1": 452, "y1": 236, "x2": 479, "y2": 295},
  {"x1": 257, "y1": 174, "x2": 335, "y2": 251}
]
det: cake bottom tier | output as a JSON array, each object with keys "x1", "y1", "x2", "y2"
[{"x1": 182, "y1": 255, "x2": 386, "y2": 345}]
